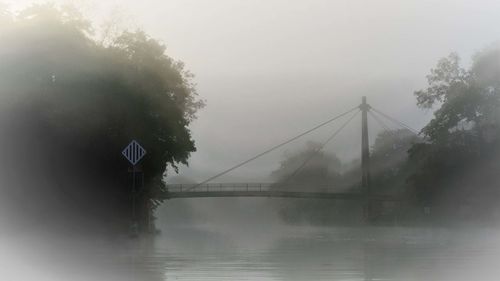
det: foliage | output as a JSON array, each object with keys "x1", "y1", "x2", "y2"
[
  {"x1": 270, "y1": 131, "x2": 418, "y2": 225},
  {"x1": 0, "y1": 4, "x2": 204, "y2": 232},
  {"x1": 415, "y1": 51, "x2": 500, "y2": 143},
  {"x1": 409, "y1": 46, "x2": 500, "y2": 221},
  {"x1": 270, "y1": 143, "x2": 360, "y2": 225},
  {"x1": 369, "y1": 129, "x2": 419, "y2": 193},
  {"x1": 271, "y1": 141, "x2": 341, "y2": 189}
]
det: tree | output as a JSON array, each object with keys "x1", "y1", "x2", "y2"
[
  {"x1": 0, "y1": 5, "x2": 204, "y2": 233},
  {"x1": 270, "y1": 130, "x2": 420, "y2": 225},
  {"x1": 369, "y1": 129, "x2": 419, "y2": 193},
  {"x1": 270, "y1": 142, "x2": 362, "y2": 225},
  {"x1": 414, "y1": 51, "x2": 500, "y2": 144},
  {"x1": 271, "y1": 141, "x2": 341, "y2": 190},
  {"x1": 409, "y1": 47, "x2": 500, "y2": 221}
]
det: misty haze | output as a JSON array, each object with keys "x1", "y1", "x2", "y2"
[{"x1": 1, "y1": 0, "x2": 500, "y2": 280}]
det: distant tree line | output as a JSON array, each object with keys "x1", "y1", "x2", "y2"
[{"x1": 271, "y1": 130, "x2": 418, "y2": 225}]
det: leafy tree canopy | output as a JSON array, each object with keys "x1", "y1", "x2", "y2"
[
  {"x1": 414, "y1": 50, "x2": 500, "y2": 144},
  {"x1": 0, "y1": 4, "x2": 204, "y2": 232},
  {"x1": 409, "y1": 46, "x2": 500, "y2": 218}
]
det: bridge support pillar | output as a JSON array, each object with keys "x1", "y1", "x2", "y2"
[{"x1": 360, "y1": 96, "x2": 373, "y2": 222}]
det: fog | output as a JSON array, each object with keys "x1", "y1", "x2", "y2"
[
  {"x1": 1, "y1": 0, "x2": 500, "y2": 280},
  {"x1": 6, "y1": 0, "x2": 500, "y2": 181}
]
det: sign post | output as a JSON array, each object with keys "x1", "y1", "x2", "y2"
[{"x1": 122, "y1": 140, "x2": 146, "y2": 236}]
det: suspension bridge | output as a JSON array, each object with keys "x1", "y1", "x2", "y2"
[
  {"x1": 157, "y1": 97, "x2": 417, "y2": 199},
  {"x1": 153, "y1": 97, "x2": 419, "y2": 219},
  {"x1": 161, "y1": 183, "x2": 400, "y2": 201}
]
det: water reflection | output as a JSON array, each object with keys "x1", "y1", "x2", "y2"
[
  {"x1": 9, "y1": 225, "x2": 499, "y2": 280},
  {"x1": 117, "y1": 225, "x2": 492, "y2": 281}
]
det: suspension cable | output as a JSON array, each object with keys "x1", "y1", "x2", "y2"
[
  {"x1": 368, "y1": 110, "x2": 392, "y2": 132},
  {"x1": 370, "y1": 107, "x2": 420, "y2": 135},
  {"x1": 186, "y1": 106, "x2": 360, "y2": 190},
  {"x1": 369, "y1": 109, "x2": 427, "y2": 150},
  {"x1": 369, "y1": 110, "x2": 410, "y2": 143},
  {"x1": 279, "y1": 109, "x2": 360, "y2": 185}
]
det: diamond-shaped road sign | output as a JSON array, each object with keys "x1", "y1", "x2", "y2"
[{"x1": 122, "y1": 140, "x2": 146, "y2": 165}]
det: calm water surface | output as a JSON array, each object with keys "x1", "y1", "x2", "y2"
[
  {"x1": 111, "y1": 225, "x2": 500, "y2": 281},
  {"x1": 5, "y1": 224, "x2": 500, "y2": 280}
]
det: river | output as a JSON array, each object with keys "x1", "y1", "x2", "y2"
[
  {"x1": 125, "y1": 225, "x2": 500, "y2": 281},
  {"x1": 3, "y1": 199, "x2": 500, "y2": 281}
]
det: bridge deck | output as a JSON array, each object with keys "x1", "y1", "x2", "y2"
[{"x1": 158, "y1": 183, "x2": 401, "y2": 201}]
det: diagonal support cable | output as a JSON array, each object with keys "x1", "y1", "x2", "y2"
[
  {"x1": 186, "y1": 106, "x2": 360, "y2": 190},
  {"x1": 369, "y1": 110, "x2": 410, "y2": 142},
  {"x1": 369, "y1": 110, "x2": 392, "y2": 132},
  {"x1": 370, "y1": 107, "x2": 420, "y2": 135},
  {"x1": 279, "y1": 109, "x2": 360, "y2": 185}
]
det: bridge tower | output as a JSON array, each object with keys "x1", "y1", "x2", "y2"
[{"x1": 360, "y1": 96, "x2": 372, "y2": 221}]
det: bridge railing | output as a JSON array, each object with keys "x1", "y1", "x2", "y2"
[
  {"x1": 165, "y1": 183, "x2": 354, "y2": 193},
  {"x1": 162, "y1": 183, "x2": 403, "y2": 201}
]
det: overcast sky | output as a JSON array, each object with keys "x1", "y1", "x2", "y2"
[{"x1": 4, "y1": 0, "x2": 500, "y2": 182}]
